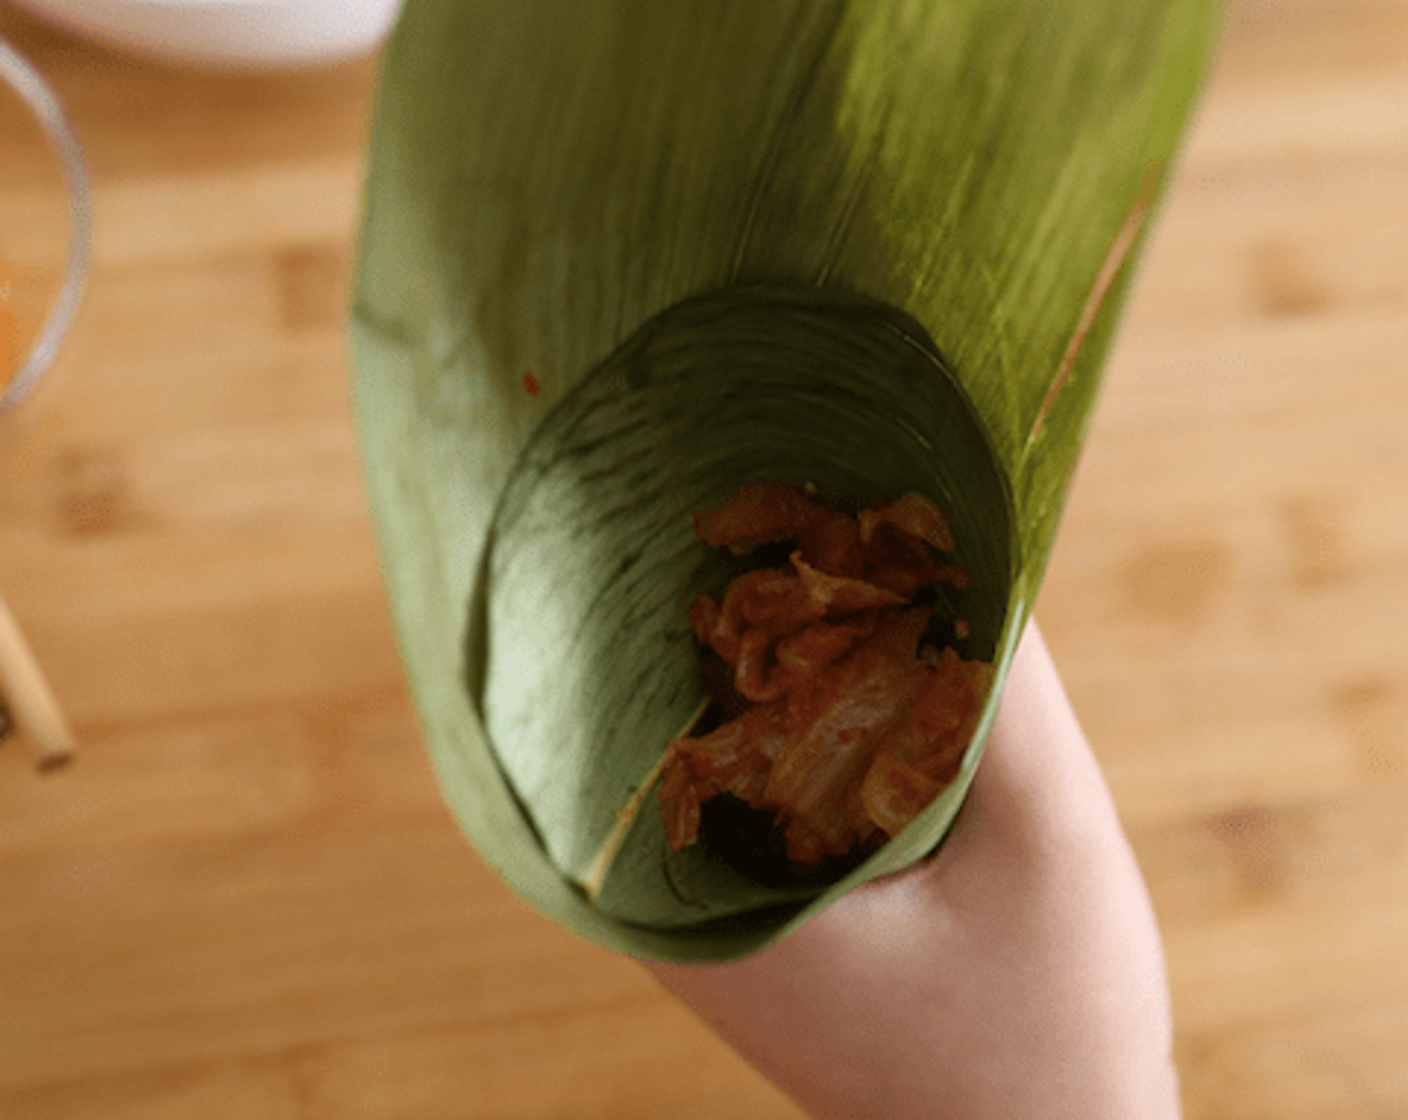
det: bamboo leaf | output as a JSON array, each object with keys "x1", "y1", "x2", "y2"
[{"x1": 349, "y1": 0, "x2": 1223, "y2": 961}]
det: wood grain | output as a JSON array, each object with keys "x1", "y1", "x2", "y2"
[{"x1": 2, "y1": 2, "x2": 1406, "y2": 1116}]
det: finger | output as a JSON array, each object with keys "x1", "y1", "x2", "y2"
[
  {"x1": 963, "y1": 619, "x2": 1127, "y2": 851},
  {"x1": 847, "y1": 616, "x2": 1117, "y2": 896}
]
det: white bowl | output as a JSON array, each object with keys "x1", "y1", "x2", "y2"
[{"x1": 10, "y1": 0, "x2": 402, "y2": 68}]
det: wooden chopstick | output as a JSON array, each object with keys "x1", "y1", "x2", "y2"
[{"x1": 0, "y1": 591, "x2": 75, "y2": 770}]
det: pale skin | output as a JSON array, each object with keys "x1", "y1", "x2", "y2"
[{"x1": 643, "y1": 622, "x2": 1181, "y2": 1120}]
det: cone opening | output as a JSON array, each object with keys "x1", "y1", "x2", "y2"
[{"x1": 467, "y1": 284, "x2": 1017, "y2": 929}]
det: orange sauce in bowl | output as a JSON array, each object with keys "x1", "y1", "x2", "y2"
[{"x1": 0, "y1": 251, "x2": 16, "y2": 387}]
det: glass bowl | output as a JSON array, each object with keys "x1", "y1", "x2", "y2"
[{"x1": 0, "y1": 35, "x2": 91, "y2": 430}]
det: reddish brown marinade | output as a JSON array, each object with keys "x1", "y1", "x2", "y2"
[
  {"x1": 658, "y1": 482, "x2": 993, "y2": 867},
  {"x1": 1, "y1": 252, "x2": 18, "y2": 387}
]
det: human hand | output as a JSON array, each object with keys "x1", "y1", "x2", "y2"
[{"x1": 642, "y1": 621, "x2": 1180, "y2": 1120}]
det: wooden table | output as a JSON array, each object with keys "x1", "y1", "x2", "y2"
[{"x1": 2, "y1": 2, "x2": 1405, "y2": 1116}]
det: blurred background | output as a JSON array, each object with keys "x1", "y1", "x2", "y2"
[{"x1": 1, "y1": 1, "x2": 1405, "y2": 1116}]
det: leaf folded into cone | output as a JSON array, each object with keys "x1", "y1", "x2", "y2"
[{"x1": 348, "y1": 0, "x2": 1223, "y2": 960}]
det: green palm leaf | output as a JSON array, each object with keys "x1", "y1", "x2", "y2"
[{"x1": 348, "y1": 0, "x2": 1223, "y2": 961}]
